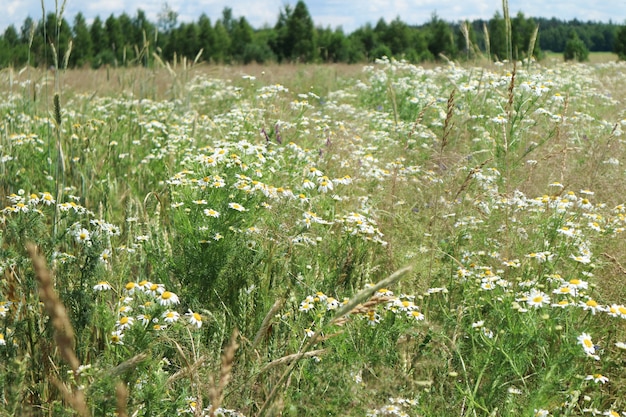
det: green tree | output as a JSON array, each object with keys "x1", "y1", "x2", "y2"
[
  {"x1": 488, "y1": 11, "x2": 507, "y2": 61},
  {"x1": 318, "y1": 27, "x2": 349, "y2": 62},
  {"x1": 71, "y1": 13, "x2": 93, "y2": 67},
  {"x1": 197, "y1": 14, "x2": 215, "y2": 62},
  {"x1": 614, "y1": 25, "x2": 626, "y2": 60},
  {"x1": 230, "y1": 17, "x2": 254, "y2": 62},
  {"x1": 564, "y1": 31, "x2": 589, "y2": 61},
  {"x1": 104, "y1": 14, "x2": 124, "y2": 64},
  {"x1": 212, "y1": 20, "x2": 231, "y2": 63},
  {"x1": 287, "y1": 0, "x2": 317, "y2": 62},
  {"x1": 426, "y1": 13, "x2": 456, "y2": 59}
]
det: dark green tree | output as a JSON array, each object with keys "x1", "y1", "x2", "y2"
[
  {"x1": 212, "y1": 20, "x2": 231, "y2": 63},
  {"x1": 230, "y1": 17, "x2": 254, "y2": 62},
  {"x1": 71, "y1": 13, "x2": 93, "y2": 67},
  {"x1": 488, "y1": 11, "x2": 507, "y2": 61},
  {"x1": 614, "y1": 25, "x2": 626, "y2": 60},
  {"x1": 197, "y1": 14, "x2": 215, "y2": 62},
  {"x1": 564, "y1": 31, "x2": 589, "y2": 61},
  {"x1": 287, "y1": 0, "x2": 317, "y2": 62},
  {"x1": 426, "y1": 13, "x2": 456, "y2": 59}
]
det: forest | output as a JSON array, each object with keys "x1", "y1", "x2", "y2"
[{"x1": 0, "y1": 0, "x2": 624, "y2": 68}]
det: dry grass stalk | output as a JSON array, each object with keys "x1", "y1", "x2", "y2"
[
  {"x1": 51, "y1": 377, "x2": 90, "y2": 417},
  {"x1": 27, "y1": 243, "x2": 80, "y2": 373},
  {"x1": 441, "y1": 88, "x2": 456, "y2": 153},
  {"x1": 331, "y1": 295, "x2": 396, "y2": 326},
  {"x1": 166, "y1": 355, "x2": 206, "y2": 385},
  {"x1": 258, "y1": 265, "x2": 412, "y2": 416},
  {"x1": 260, "y1": 349, "x2": 328, "y2": 373},
  {"x1": 28, "y1": 243, "x2": 90, "y2": 416},
  {"x1": 116, "y1": 382, "x2": 129, "y2": 417},
  {"x1": 252, "y1": 298, "x2": 284, "y2": 350},
  {"x1": 601, "y1": 253, "x2": 626, "y2": 275},
  {"x1": 208, "y1": 329, "x2": 240, "y2": 417},
  {"x1": 330, "y1": 265, "x2": 412, "y2": 326},
  {"x1": 108, "y1": 352, "x2": 149, "y2": 378},
  {"x1": 453, "y1": 158, "x2": 493, "y2": 201}
]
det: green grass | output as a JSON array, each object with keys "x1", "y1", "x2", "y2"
[{"x1": 1, "y1": 57, "x2": 626, "y2": 416}]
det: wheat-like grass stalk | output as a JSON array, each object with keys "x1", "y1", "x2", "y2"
[
  {"x1": 27, "y1": 243, "x2": 90, "y2": 417},
  {"x1": 258, "y1": 266, "x2": 412, "y2": 416},
  {"x1": 483, "y1": 23, "x2": 491, "y2": 62},
  {"x1": 116, "y1": 382, "x2": 129, "y2": 417},
  {"x1": 441, "y1": 88, "x2": 456, "y2": 153},
  {"x1": 260, "y1": 349, "x2": 328, "y2": 372},
  {"x1": 208, "y1": 329, "x2": 239, "y2": 417},
  {"x1": 527, "y1": 24, "x2": 539, "y2": 65},
  {"x1": 251, "y1": 298, "x2": 284, "y2": 350}
]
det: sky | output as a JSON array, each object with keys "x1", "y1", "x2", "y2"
[{"x1": 1, "y1": 0, "x2": 624, "y2": 35}]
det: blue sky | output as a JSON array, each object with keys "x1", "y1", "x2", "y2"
[{"x1": 2, "y1": 0, "x2": 624, "y2": 34}]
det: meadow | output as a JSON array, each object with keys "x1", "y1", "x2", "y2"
[{"x1": 1, "y1": 55, "x2": 626, "y2": 417}]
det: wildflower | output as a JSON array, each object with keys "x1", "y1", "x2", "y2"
[
  {"x1": 570, "y1": 254, "x2": 591, "y2": 264},
  {"x1": 534, "y1": 410, "x2": 550, "y2": 417},
  {"x1": 615, "y1": 342, "x2": 626, "y2": 350},
  {"x1": 526, "y1": 289, "x2": 551, "y2": 308},
  {"x1": 158, "y1": 291, "x2": 180, "y2": 306},
  {"x1": 40, "y1": 192, "x2": 55, "y2": 205},
  {"x1": 228, "y1": 202, "x2": 247, "y2": 212},
  {"x1": 304, "y1": 328, "x2": 315, "y2": 337},
  {"x1": 581, "y1": 299, "x2": 604, "y2": 315},
  {"x1": 365, "y1": 310, "x2": 381, "y2": 326},
  {"x1": 407, "y1": 310, "x2": 425, "y2": 321},
  {"x1": 99, "y1": 249, "x2": 111, "y2": 263},
  {"x1": 603, "y1": 411, "x2": 621, "y2": 417},
  {"x1": 116, "y1": 316, "x2": 134, "y2": 330},
  {"x1": 299, "y1": 300, "x2": 314, "y2": 312},
  {"x1": 326, "y1": 297, "x2": 339, "y2": 310},
  {"x1": 203, "y1": 208, "x2": 220, "y2": 218},
  {"x1": 317, "y1": 176, "x2": 334, "y2": 193},
  {"x1": 186, "y1": 310, "x2": 202, "y2": 328},
  {"x1": 585, "y1": 374, "x2": 609, "y2": 384},
  {"x1": 124, "y1": 282, "x2": 139, "y2": 294},
  {"x1": 93, "y1": 281, "x2": 112, "y2": 291},
  {"x1": 137, "y1": 314, "x2": 151, "y2": 325},
  {"x1": 162, "y1": 310, "x2": 180, "y2": 323},
  {"x1": 577, "y1": 333, "x2": 596, "y2": 355},
  {"x1": 110, "y1": 330, "x2": 124, "y2": 345},
  {"x1": 75, "y1": 228, "x2": 91, "y2": 244}
]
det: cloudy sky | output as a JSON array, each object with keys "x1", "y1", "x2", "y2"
[{"x1": 2, "y1": 0, "x2": 624, "y2": 34}]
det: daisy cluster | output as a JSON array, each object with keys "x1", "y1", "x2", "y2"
[{"x1": 93, "y1": 279, "x2": 203, "y2": 345}]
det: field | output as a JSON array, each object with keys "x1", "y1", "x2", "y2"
[{"x1": 2, "y1": 57, "x2": 626, "y2": 417}]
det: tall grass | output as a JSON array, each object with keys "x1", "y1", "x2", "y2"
[{"x1": 1, "y1": 50, "x2": 626, "y2": 416}]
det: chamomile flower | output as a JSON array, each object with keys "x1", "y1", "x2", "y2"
[
  {"x1": 186, "y1": 310, "x2": 202, "y2": 328},
  {"x1": 116, "y1": 316, "x2": 134, "y2": 330},
  {"x1": 526, "y1": 289, "x2": 551, "y2": 308},
  {"x1": 585, "y1": 374, "x2": 609, "y2": 384},
  {"x1": 203, "y1": 208, "x2": 220, "y2": 218},
  {"x1": 581, "y1": 299, "x2": 604, "y2": 315},
  {"x1": 99, "y1": 249, "x2": 112, "y2": 263},
  {"x1": 577, "y1": 332, "x2": 596, "y2": 355},
  {"x1": 93, "y1": 281, "x2": 112, "y2": 291},
  {"x1": 158, "y1": 291, "x2": 180, "y2": 306},
  {"x1": 110, "y1": 330, "x2": 124, "y2": 345},
  {"x1": 0, "y1": 333, "x2": 5, "y2": 345},
  {"x1": 75, "y1": 228, "x2": 91, "y2": 244},
  {"x1": 228, "y1": 202, "x2": 247, "y2": 212},
  {"x1": 162, "y1": 310, "x2": 180, "y2": 323}
]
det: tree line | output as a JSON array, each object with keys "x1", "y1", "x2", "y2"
[{"x1": 0, "y1": 1, "x2": 624, "y2": 68}]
